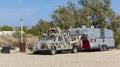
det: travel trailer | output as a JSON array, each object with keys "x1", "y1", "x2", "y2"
[{"x1": 68, "y1": 26, "x2": 115, "y2": 51}]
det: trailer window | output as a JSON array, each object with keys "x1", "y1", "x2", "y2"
[
  {"x1": 100, "y1": 29, "x2": 105, "y2": 39},
  {"x1": 42, "y1": 35, "x2": 56, "y2": 42}
]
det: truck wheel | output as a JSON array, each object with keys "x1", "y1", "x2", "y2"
[
  {"x1": 103, "y1": 45, "x2": 108, "y2": 51},
  {"x1": 57, "y1": 51, "x2": 62, "y2": 53},
  {"x1": 72, "y1": 47, "x2": 77, "y2": 53},
  {"x1": 50, "y1": 48, "x2": 56, "y2": 55},
  {"x1": 33, "y1": 51, "x2": 39, "y2": 54}
]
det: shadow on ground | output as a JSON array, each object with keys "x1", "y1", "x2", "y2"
[
  {"x1": 27, "y1": 51, "x2": 72, "y2": 55},
  {"x1": 26, "y1": 49, "x2": 113, "y2": 55}
]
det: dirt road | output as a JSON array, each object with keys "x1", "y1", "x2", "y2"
[{"x1": 0, "y1": 49, "x2": 120, "y2": 67}]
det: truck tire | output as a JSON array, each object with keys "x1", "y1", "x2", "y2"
[
  {"x1": 50, "y1": 47, "x2": 56, "y2": 55},
  {"x1": 57, "y1": 51, "x2": 62, "y2": 53},
  {"x1": 33, "y1": 51, "x2": 39, "y2": 54},
  {"x1": 72, "y1": 47, "x2": 77, "y2": 53}
]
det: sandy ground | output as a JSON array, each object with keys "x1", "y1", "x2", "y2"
[{"x1": 0, "y1": 48, "x2": 120, "y2": 67}]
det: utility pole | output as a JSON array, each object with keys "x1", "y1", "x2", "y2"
[
  {"x1": 20, "y1": 18, "x2": 26, "y2": 52},
  {"x1": 20, "y1": 18, "x2": 23, "y2": 43}
]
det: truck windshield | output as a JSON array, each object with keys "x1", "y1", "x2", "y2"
[
  {"x1": 31, "y1": 41, "x2": 39, "y2": 45},
  {"x1": 41, "y1": 35, "x2": 56, "y2": 41}
]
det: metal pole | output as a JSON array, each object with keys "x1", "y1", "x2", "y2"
[
  {"x1": 20, "y1": 18, "x2": 26, "y2": 52},
  {"x1": 20, "y1": 19, "x2": 23, "y2": 43}
]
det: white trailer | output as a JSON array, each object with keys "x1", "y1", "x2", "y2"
[{"x1": 68, "y1": 26, "x2": 115, "y2": 51}]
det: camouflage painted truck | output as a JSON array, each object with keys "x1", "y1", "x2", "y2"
[{"x1": 28, "y1": 28, "x2": 78, "y2": 55}]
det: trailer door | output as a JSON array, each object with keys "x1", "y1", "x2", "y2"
[{"x1": 100, "y1": 29, "x2": 105, "y2": 43}]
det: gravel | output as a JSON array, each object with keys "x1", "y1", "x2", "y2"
[{"x1": 0, "y1": 48, "x2": 120, "y2": 67}]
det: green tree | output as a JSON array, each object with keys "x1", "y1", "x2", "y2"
[
  {"x1": 78, "y1": 0, "x2": 114, "y2": 28},
  {"x1": 51, "y1": 0, "x2": 114, "y2": 29},
  {"x1": 109, "y1": 15, "x2": 120, "y2": 47},
  {"x1": 51, "y1": 6, "x2": 75, "y2": 30},
  {"x1": 36, "y1": 19, "x2": 50, "y2": 33},
  {"x1": 32, "y1": 19, "x2": 51, "y2": 37},
  {"x1": 0, "y1": 25, "x2": 13, "y2": 31},
  {"x1": 67, "y1": 1, "x2": 86, "y2": 28},
  {"x1": 23, "y1": 26, "x2": 28, "y2": 34},
  {"x1": 28, "y1": 26, "x2": 39, "y2": 36}
]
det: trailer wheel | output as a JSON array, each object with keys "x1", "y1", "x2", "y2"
[
  {"x1": 50, "y1": 47, "x2": 56, "y2": 55},
  {"x1": 103, "y1": 45, "x2": 108, "y2": 51},
  {"x1": 72, "y1": 46, "x2": 77, "y2": 53},
  {"x1": 100, "y1": 46, "x2": 104, "y2": 51}
]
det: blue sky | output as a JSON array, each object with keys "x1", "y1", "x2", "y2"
[{"x1": 0, "y1": 0, "x2": 119, "y2": 27}]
